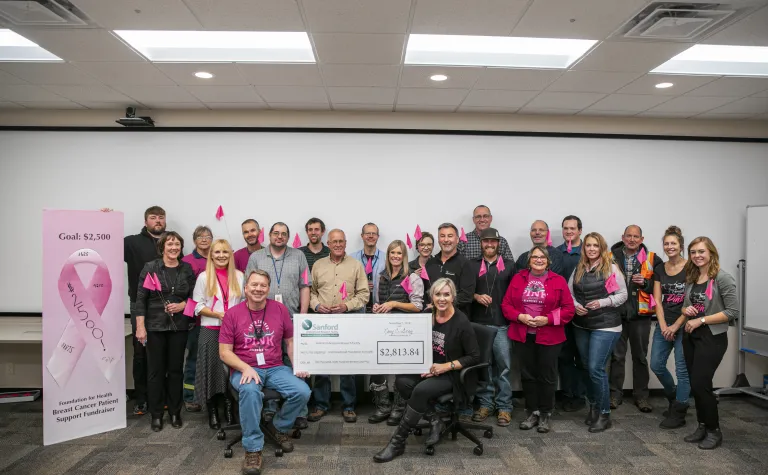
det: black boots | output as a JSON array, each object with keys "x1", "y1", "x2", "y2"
[
  {"x1": 698, "y1": 428, "x2": 723, "y2": 450},
  {"x1": 588, "y1": 413, "x2": 612, "y2": 433},
  {"x1": 584, "y1": 405, "x2": 599, "y2": 426},
  {"x1": 224, "y1": 396, "x2": 235, "y2": 425},
  {"x1": 373, "y1": 405, "x2": 422, "y2": 463},
  {"x1": 659, "y1": 401, "x2": 688, "y2": 429},
  {"x1": 368, "y1": 387, "x2": 392, "y2": 424},
  {"x1": 684, "y1": 423, "x2": 707, "y2": 442},
  {"x1": 208, "y1": 399, "x2": 221, "y2": 429},
  {"x1": 386, "y1": 393, "x2": 406, "y2": 426},
  {"x1": 424, "y1": 412, "x2": 446, "y2": 447},
  {"x1": 151, "y1": 415, "x2": 163, "y2": 432},
  {"x1": 170, "y1": 413, "x2": 183, "y2": 428}
]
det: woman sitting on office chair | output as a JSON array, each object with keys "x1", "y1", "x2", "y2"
[{"x1": 373, "y1": 278, "x2": 480, "y2": 463}]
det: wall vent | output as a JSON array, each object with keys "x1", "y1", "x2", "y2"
[{"x1": 0, "y1": 1, "x2": 94, "y2": 27}]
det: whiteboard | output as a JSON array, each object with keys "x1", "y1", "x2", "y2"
[
  {"x1": 745, "y1": 205, "x2": 768, "y2": 333},
  {"x1": 1, "y1": 130, "x2": 768, "y2": 313}
]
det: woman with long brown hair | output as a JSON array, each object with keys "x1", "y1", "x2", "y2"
[{"x1": 680, "y1": 237, "x2": 738, "y2": 450}]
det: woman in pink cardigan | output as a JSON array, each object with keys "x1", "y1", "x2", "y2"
[{"x1": 501, "y1": 245, "x2": 575, "y2": 433}]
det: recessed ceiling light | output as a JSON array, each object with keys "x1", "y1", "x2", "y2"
[
  {"x1": 652, "y1": 44, "x2": 768, "y2": 77},
  {"x1": 0, "y1": 29, "x2": 62, "y2": 61},
  {"x1": 430, "y1": 74, "x2": 448, "y2": 81},
  {"x1": 655, "y1": 82, "x2": 674, "y2": 89},
  {"x1": 194, "y1": 71, "x2": 214, "y2": 79},
  {"x1": 405, "y1": 34, "x2": 597, "y2": 69},
  {"x1": 113, "y1": 30, "x2": 315, "y2": 63}
]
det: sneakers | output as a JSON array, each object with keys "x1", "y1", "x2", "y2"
[
  {"x1": 610, "y1": 397, "x2": 622, "y2": 410},
  {"x1": 519, "y1": 412, "x2": 539, "y2": 430},
  {"x1": 133, "y1": 402, "x2": 148, "y2": 416},
  {"x1": 472, "y1": 407, "x2": 492, "y2": 422},
  {"x1": 497, "y1": 411, "x2": 512, "y2": 427},
  {"x1": 242, "y1": 450, "x2": 263, "y2": 475},
  {"x1": 265, "y1": 422, "x2": 294, "y2": 453},
  {"x1": 537, "y1": 413, "x2": 551, "y2": 433},
  {"x1": 635, "y1": 398, "x2": 653, "y2": 413},
  {"x1": 307, "y1": 408, "x2": 326, "y2": 422},
  {"x1": 185, "y1": 402, "x2": 202, "y2": 413},
  {"x1": 342, "y1": 410, "x2": 357, "y2": 423}
]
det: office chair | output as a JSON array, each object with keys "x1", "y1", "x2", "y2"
[{"x1": 414, "y1": 323, "x2": 498, "y2": 456}]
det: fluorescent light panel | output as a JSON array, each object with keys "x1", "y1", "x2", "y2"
[
  {"x1": 0, "y1": 29, "x2": 61, "y2": 61},
  {"x1": 405, "y1": 34, "x2": 597, "y2": 69},
  {"x1": 113, "y1": 30, "x2": 315, "y2": 63},
  {"x1": 652, "y1": 45, "x2": 768, "y2": 76}
]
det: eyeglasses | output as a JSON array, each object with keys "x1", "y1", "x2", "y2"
[
  {"x1": 196, "y1": 235, "x2": 212, "y2": 241},
  {"x1": 418, "y1": 243, "x2": 433, "y2": 248},
  {"x1": 473, "y1": 214, "x2": 491, "y2": 219},
  {"x1": 363, "y1": 232, "x2": 379, "y2": 237},
  {"x1": 328, "y1": 240, "x2": 346, "y2": 245},
  {"x1": 270, "y1": 232, "x2": 288, "y2": 238},
  {"x1": 530, "y1": 256, "x2": 547, "y2": 261}
]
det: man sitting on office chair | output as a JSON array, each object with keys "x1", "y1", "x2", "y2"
[{"x1": 219, "y1": 269, "x2": 311, "y2": 475}]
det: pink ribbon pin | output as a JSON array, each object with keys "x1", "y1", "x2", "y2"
[{"x1": 339, "y1": 281, "x2": 348, "y2": 300}]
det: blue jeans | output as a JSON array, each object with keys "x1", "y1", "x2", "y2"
[
  {"x1": 475, "y1": 325, "x2": 513, "y2": 412},
  {"x1": 313, "y1": 375, "x2": 356, "y2": 411},
  {"x1": 573, "y1": 327, "x2": 621, "y2": 414},
  {"x1": 230, "y1": 366, "x2": 311, "y2": 452},
  {"x1": 264, "y1": 341, "x2": 309, "y2": 418},
  {"x1": 183, "y1": 325, "x2": 199, "y2": 403},
  {"x1": 650, "y1": 323, "x2": 690, "y2": 403}
]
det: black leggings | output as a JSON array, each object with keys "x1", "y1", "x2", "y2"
[
  {"x1": 683, "y1": 325, "x2": 728, "y2": 430},
  {"x1": 516, "y1": 334, "x2": 562, "y2": 414},
  {"x1": 395, "y1": 374, "x2": 453, "y2": 413},
  {"x1": 146, "y1": 330, "x2": 188, "y2": 417}
]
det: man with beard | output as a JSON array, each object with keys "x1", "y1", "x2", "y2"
[
  {"x1": 458, "y1": 205, "x2": 514, "y2": 261},
  {"x1": 234, "y1": 219, "x2": 263, "y2": 272},
  {"x1": 299, "y1": 217, "x2": 330, "y2": 272},
  {"x1": 124, "y1": 205, "x2": 167, "y2": 416},
  {"x1": 350, "y1": 223, "x2": 387, "y2": 313},
  {"x1": 515, "y1": 220, "x2": 566, "y2": 277},
  {"x1": 469, "y1": 228, "x2": 516, "y2": 426}
]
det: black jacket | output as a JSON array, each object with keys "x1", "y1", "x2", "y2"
[
  {"x1": 433, "y1": 310, "x2": 480, "y2": 408},
  {"x1": 469, "y1": 256, "x2": 516, "y2": 326},
  {"x1": 132, "y1": 258, "x2": 196, "y2": 332},
  {"x1": 124, "y1": 227, "x2": 160, "y2": 302},
  {"x1": 515, "y1": 245, "x2": 566, "y2": 278},
  {"x1": 425, "y1": 251, "x2": 476, "y2": 316},
  {"x1": 611, "y1": 242, "x2": 664, "y2": 321}
]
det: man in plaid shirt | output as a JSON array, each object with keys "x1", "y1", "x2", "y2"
[{"x1": 458, "y1": 205, "x2": 515, "y2": 262}]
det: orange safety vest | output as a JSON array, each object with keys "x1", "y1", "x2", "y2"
[{"x1": 609, "y1": 250, "x2": 657, "y2": 316}]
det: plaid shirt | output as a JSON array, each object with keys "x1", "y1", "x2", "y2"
[{"x1": 458, "y1": 229, "x2": 515, "y2": 262}]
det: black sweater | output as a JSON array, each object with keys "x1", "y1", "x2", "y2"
[
  {"x1": 469, "y1": 256, "x2": 516, "y2": 326},
  {"x1": 133, "y1": 259, "x2": 196, "y2": 332},
  {"x1": 124, "y1": 227, "x2": 160, "y2": 302},
  {"x1": 432, "y1": 309, "x2": 480, "y2": 406},
  {"x1": 425, "y1": 251, "x2": 476, "y2": 315}
]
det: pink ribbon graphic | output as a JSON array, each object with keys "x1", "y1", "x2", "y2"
[{"x1": 46, "y1": 248, "x2": 120, "y2": 388}]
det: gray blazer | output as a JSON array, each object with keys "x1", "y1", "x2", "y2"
[{"x1": 683, "y1": 270, "x2": 739, "y2": 336}]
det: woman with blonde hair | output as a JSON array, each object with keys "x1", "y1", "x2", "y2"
[
  {"x1": 568, "y1": 232, "x2": 627, "y2": 433},
  {"x1": 679, "y1": 237, "x2": 738, "y2": 450},
  {"x1": 192, "y1": 239, "x2": 244, "y2": 430}
]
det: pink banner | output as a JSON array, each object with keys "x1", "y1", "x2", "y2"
[{"x1": 42, "y1": 210, "x2": 125, "y2": 446}]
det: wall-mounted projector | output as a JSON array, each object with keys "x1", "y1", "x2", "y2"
[{"x1": 116, "y1": 107, "x2": 155, "y2": 127}]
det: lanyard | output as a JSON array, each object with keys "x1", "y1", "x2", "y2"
[
  {"x1": 270, "y1": 254, "x2": 285, "y2": 287},
  {"x1": 484, "y1": 260, "x2": 498, "y2": 315},
  {"x1": 247, "y1": 302, "x2": 268, "y2": 350}
]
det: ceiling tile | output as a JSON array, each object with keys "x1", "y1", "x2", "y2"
[
  {"x1": 73, "y1": 62, "x2": 175, "y2": 86},
  {"x1": 12, "y1": 29, "x2": 145, "y2": 62},
  {"x1": 578, "y1": 110, "x2": 639, "y2": 117},
  {"x1": 184, "y1": 0, "x2": 304, "y2": 30},
  {"x1": 546, "y1": 70, "x2": 642, "y2": 94},
  {"x1": 572, "y1": 41, "x2": 691, "y2": 73},
  {"x1": 0, "y1": 85, "x2": 68, "y2": 102},
  {"x1": 237, "y1": 64, "x2": 323, "y2": 86},
  {"x1": 706, "y1": 97, "x2": 768, "y2": 114},
  {"x1": 0, "y1": 101, "x2": 23, "y2": 108},
  {"x1": 586, "y1": 94, "x2": 671, "y2": 112},
  {"x1": 269, "y1": 102, "x2": 331, "y2": 110},
  {"x1": 461, "y1": 89, "x2": 538, "y2": 108},
  {"x1": 396, "y1": 88, "x2": 468, "y2": 106},
  {"x1": 646, "y1": 96, "x2": 738, "y2": 114},
  {"x1": 685, "y1": 77, "x2": 768, "y2": 98},
  {"x1": 518, "y1": 107, "x2": 581, "y2": 116},
  {"x1": 395, "y1": 105, "x2": 457, "y2": 112},
  {"x1": 0, "y1": 69, "x2": 26, "y2": 85},
  {"x1": 312, "y1": 34, "x2": 405, "y2": 64},
  {"x1": 694, "y1": 112, "x2": 756, "y2": 120},
  {"x1": 255, "y1": 86, "x2": 328, "y2": 103},
  {"x1": 70, "y1": 0, "x2": 202, "y2": 29},
  {"x1": 411, "y1": 0, "x2": 530, "y2": 35},
  {"x1": 303, "y1": 0, "x2": 411, "y2": 34},
  {"x1": 42, "y1": 85, "x2": 132, "y2": 102},
  {"x1": 754, "y1": 89, "x2": 768, "y2": 97},
  {"x1": 636, "y1": 111, "x2": 694, "y2": 118},
  {"x1": 703, "y1": 5, "x2": 768, "y2": 47},
  {"x1": 512, "y1": 0, "x2": 648, "y2": 39},
  {"x1": 154, "y1": 63, "x2": 248, "y2": 86},
  {"x1": 205, "y1": 102, "x2": 269, "y2": 110},
  {"x1": 0, "y1": 63, "x2": 101, "y2": 86},
  {"x1": 524, "y1": 91, "x2": 605, "y2": 109},
  {"x1": 457, "y1": 106, "x2": 519, "y2": 114},
  {"x1": 320, "y1": 64, "x2": 400, "y2": 87},
  {"x1": 185, "y1": 85, "x2": 264, "y2": 103},
  {"x1": 115, "y1": 85, "x2": 201, "y2": 103},
  {"x1": 143, "y1": 102, "x2": 208, "y2": 110},
  {"x1": 616, "y1": 74, "x2": 719, "y2": 96},
  {"x1": 333, "y1": 103, "x2": 393, "y2": 111},
  {"x1": 15, "y1": 101, "x2": 85, "y2": 109},
  {"x1": 474, "y1": 68, "x2": 563, "y2": 91},
  {"x1": 79, "y1": 102, "x2": 135, "y2": 110},
  {"x1": 327, "y1": 87, "x2": 395, "y2": 105},
  {"x1": 400, "y1": 66, "x2": 483, "y2": 89}
]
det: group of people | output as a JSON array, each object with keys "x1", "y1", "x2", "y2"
[{"x1": 123, "y1": 204, "x2": 738, "y2": 475}]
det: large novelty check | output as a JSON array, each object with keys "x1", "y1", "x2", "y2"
[{"x1": 292, "y1": 314, "x2": 433, "y2": 375}]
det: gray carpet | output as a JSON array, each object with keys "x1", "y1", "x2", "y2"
[{"x1": 2, "y1": 396, "x2": 768, "y2": 475}]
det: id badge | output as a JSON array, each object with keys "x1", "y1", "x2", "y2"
[
  {"x1": 275, "y1": 294, "x2": 283, "y2": 303},
  {"x1": 256, "y1": 352, "x2": 266, "y2": 366}
]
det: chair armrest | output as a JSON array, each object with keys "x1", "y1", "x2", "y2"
[{"x1": 459, "y1": 362, "x2": 489, "y2": 385}]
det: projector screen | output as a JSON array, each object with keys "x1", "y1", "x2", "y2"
[{"x1": 1, "y1": 130, "x2": 767, "y2": 313}]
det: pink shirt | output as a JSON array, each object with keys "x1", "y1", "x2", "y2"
[
  {"x1": 234, "y1": 246, "x2": 260, "y2": 273},
  {"x1": 522, "y1": 272, "x2": 547, "y2": 333},
  {"x1": 219, "y1": 300, "x2": 293, "y2": 369}
]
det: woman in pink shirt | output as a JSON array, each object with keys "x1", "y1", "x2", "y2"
[
  {"x1": 192, "y1": 239, "x2": 244, "y2": 430},
  {"x1": 501, "y1": 245, "x2": 575, "y2": 433}
]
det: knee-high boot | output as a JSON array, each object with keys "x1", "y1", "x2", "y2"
[{"x1": 373, "y1": 405, "x2": 422, "y2": 463}]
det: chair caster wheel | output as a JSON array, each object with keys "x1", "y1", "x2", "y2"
[
  {"x1": 483, "y1": 429, "x2": 493, "y2": 439},
  {"x1": 292, "y1": 430, "x2": 301, "y2": 439},
  {"x1": 275, "y1": 448, "x2": 283, "y2": 457},
  {"x1": 473, "y1": 446, "x2": 484, "y2": 456},
  {"x1": 414, "y1": 429, "x2": 422, "y2": 436},
  {"x1": 224, "y1": 448, "x2": 233, "y2": 458},
  {"x1": 216, "y1": 430, "x2": 226, "y2": 441},
  {"x1": 425, "y1": 446, "x2": 435, "y2": 456}
]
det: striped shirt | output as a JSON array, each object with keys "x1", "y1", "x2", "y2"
[{"x1": 299, "y1": 244, "x2": 331, "y2": 272}]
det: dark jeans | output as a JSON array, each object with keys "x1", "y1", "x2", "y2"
[
  {"x1": 558, "y1": 323, "x2": 587, "y2": 400},
  {"x1": 516, "y1": 334, "x2": 562, "y2": 414},
  {"x1": 609, "y1": 318, "x2": 651, "y2": 400},
  {"x1": 573, "y1": 327, "x2": 622, "y2": 414},
  {"x1": 395, "y1": 374, "x2": 453, "y2": 414},
  {"x1": 683, "y1": 325, "x2": 728, "y2": 430},
  {"x1": 313, "y1": 375, "x2": 356, "y2": 411},
  {"x1": 146, "y1": 330, "x2": 188, "y2": 417},
  {"x1": 183, "y1": 324, "x2": 200, "y2": 403},
  {"x1": 129, "y1": 301, "x2": 147, "y2": 405}
]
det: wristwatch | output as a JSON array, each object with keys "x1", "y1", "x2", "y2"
[
  {"x1": 700, "y1": 317, "x2": 706, "y2": 325},
  {"x1": 450, "y1": 361, "x2": 455, "y2": 370}
]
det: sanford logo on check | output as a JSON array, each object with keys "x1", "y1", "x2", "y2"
[{"x1": 300, "y1": 319, "x2": 340, "y2": 337}]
